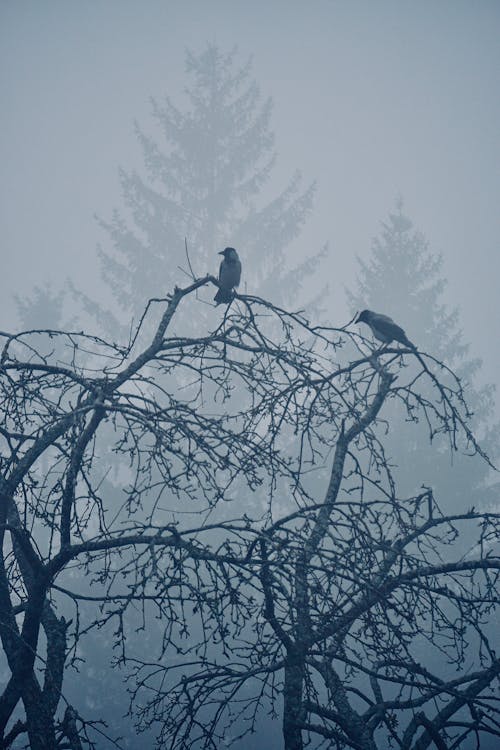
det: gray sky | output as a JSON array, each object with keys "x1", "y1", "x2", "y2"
[{"x1": 1, "y1": 0, "x2": 499, "y2": 389}]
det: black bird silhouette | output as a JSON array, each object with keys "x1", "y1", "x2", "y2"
[
  {"x1": 214, "y1": 247, "x2": 241, "y2": 304},
  {"x1": 356, "y1": 309, "x2": 416, "y2": 349}
]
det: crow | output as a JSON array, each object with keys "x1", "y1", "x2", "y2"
[
  {"x1": 356, "y1": 309, "x2": 416, "y2": 349},
  {"x1": 214, "y1": 247, "x2": 241, "y2": 304}
]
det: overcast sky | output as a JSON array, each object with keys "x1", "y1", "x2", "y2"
[{"x1": 1, "y1": 0, "x2": 499, "y2": 390}]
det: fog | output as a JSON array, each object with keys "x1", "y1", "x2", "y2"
[
  {"x1": 1, "y1": 0, "x2": 499, "y2": 389},
  {"x1": 1, "y1": 2, "x2": 499, "y2": 748}
]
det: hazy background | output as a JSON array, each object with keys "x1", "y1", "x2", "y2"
[
  {"x1": 1, "y1": 3, "x2": 499, "y2": 746},
  {"x1": 1, "y1": 0, "x2": 499, "y2": 387}
]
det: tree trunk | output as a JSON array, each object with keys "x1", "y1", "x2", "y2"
[
  {"x1": 22, "y1": 677, "x2": 57, "y2": 750},
  {"x1": 283, "y1": 652, "x2": 305, "y2": 750}
]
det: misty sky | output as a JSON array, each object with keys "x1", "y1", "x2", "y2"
[{"x1": 1, "y1": 0, "x2": 499, "y2": 391}]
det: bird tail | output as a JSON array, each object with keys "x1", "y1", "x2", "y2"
[{"x1": 214, "y1": 289, "x2": 234, "y2": 304}]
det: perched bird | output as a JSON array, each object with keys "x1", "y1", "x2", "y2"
[
  {"x1": 214, "y1": 247, "x2": 241, "y2": 304},
  {"x1": 356, "y1": 309, "x2": 416, "y2": 350}
]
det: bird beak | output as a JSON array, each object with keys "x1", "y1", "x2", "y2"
[
  {"x1": 355, "y1": 313, "x2": 361, "y2": 323},
  {"x1": 218, "y1": 250, "x2": 225, "y2": 255}
]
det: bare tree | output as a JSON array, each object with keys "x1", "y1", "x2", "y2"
[{"x1": 0, "y1": 278, "x2": 498, "y2": 749}]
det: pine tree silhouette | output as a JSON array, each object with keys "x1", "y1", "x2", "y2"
[
  {"x1": 94, "y1": 44, "x2": 323, "y2": 332},
  {"x1": 15, "y1": 284, "x2": 66, "y2": 330},
  {"x1": 347, "y1": 202, "x2": 499, "y2": 513}
]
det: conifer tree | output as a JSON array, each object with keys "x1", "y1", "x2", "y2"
[
  {"x1": 15, "y1": 284, "x2": 66, "y2": 330},
  {"x1": 347, "y1": 202, "x2": 499, "y2": 512},
  {"x1": 96, "y1": 44, "x2": 322, "y2": 328}
]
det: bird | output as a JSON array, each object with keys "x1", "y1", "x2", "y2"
[
  {"x1": 356, "y1": 309, "x2": 416, "y2": 350},
  {"x1": 214, "y1": 247, "x2": 241, "y2": 304}
]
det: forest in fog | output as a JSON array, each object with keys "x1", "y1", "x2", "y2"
[{"x1": 1, "y1": 3, "x2": 499, "y2": 749}]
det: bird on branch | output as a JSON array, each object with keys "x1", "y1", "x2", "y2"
[
  {"x1": 214, "y1": 247, "x2": 241, "y2": 304},
  {"x1": 356, "y1": 309, "x2": 416, "y2": 350}
]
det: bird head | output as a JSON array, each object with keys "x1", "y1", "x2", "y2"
[
  {"x1": 219, "y1": 247, "x2": 238, "y2": 260},
  {"x1": 356, "y1": 309, "x2": 370, "y2": 324}
]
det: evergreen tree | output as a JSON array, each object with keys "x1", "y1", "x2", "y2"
[
  {"x1": 15, "y1": 283, "x2": 66, "y2": 330},
  {"x1": 95, "y1": 44, "x2": 323, "y2": 329},
  {"x1": 14, "y1": 284, "x2": 77, "y2": 366},
  {"x1": 347, "y1": 202, "x2": 499, "y2": 512}
]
